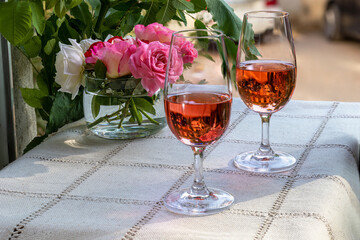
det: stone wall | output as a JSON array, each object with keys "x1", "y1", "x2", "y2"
[{"x1": 11, "y1": 46, "x2": 37, "y2": 157}]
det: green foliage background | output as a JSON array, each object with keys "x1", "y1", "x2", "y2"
[{"x1": 0, "y1": 0, "x2": 245, "y2": 153}]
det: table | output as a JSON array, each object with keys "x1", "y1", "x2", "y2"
[{"x1": 0, "y1": 99, "x2": 359, "y2": 240}]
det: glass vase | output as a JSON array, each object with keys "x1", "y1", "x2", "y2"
[{"x1": 83, "y1": 74, "x2": 166, "y2": 139}]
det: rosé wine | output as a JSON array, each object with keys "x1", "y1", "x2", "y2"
[
  {"x1": 236, "y1": 60, "x2": 296, "y2": 113},
  {"x1": 165, "y1": 92, "x2": 231, "y2": 146}
]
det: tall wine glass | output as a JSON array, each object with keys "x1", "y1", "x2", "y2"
[
  {"x1": 164, "y1": 29, "x2": 234, "y2": 215},
  {"x1": 234, "y1": 11, "x2": 297, "y2": 173}
]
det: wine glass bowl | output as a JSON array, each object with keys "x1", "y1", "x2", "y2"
[
  {"x1": 234, "y1": 11, "x2": 297, "y2": 173},
  {"x1": 165, "y1": 92, "x2": 231, "y2": 147},
  {"x1": 236, "y1": 60, "x2": 296, "y2": 114},
  {"x1": 164, "y1": 29, "x2": 234, "y2": 215}
]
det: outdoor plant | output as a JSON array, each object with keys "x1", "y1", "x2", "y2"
[{"x1": 0, "y1": 0, "x2": 255, "y2": 152}]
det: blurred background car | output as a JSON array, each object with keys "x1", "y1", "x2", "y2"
[{"x1": 323, "y1": 0, "x2": 360, "y2": 40}]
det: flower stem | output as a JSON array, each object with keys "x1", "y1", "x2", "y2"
[
  {"x1": 118, "y1": 98, "x2": 131, "y2": 128},
  {"x1": 138, "y1": 108, "x2": 159, "y2": 125},
  {"x1": 87, "y1": 109, "x2": 121, "y2": 129}
]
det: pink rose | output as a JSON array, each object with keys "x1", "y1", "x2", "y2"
[
  {"x1": 84, "y1": 41, "x2": 105, "y2": 64},
  {"x1": 180, "y1": 41, "x2": 198, "y2": 64},
  {"x1": 96, "y1": 41, "x2": 137, "y2": 78},
  {"x1": 134, "y1": 23, "x2": 174, "y2": 44},
  {"x1": 107, "y1": 36, "x2": 124, "y2": 43},
  {"x1": 84, "y1": 40, "x2": 136, "y2": 78},
  {"x1": 84, "y1": 37, "x2": 137, "y2": 78},
  {"x1": 107, "y1": 36, "x2": 136, "y2": 45},
  {"x1": 129, "y1": 41, "x2": 183, "y2": 96}
]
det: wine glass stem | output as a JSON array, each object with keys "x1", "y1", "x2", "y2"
[
  {"x1": 190, "y1": 146, "x2": 210, "y2": 197},
  {"x1": 255, "y1": 113, "x2": 275, "y2": 158}
]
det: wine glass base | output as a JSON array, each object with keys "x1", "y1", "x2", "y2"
[
  {"x1": 234, "y1": 151, "x2": 296, "y2": 173},
  {"x1": 164, "y1": 188, "x2": 234, "y2": 216}
]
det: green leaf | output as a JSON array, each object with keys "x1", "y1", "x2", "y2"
[
  {"x1": 58, "y1": 17, "x2": 80, "y2": 43},
  {"x1": 70, "y1": 2, "x2": 93, "y2": 26},
  {"x1": 29, "y1": 0, "x2": 45, "y2": 35},
  {"x1": 189, "y1": 0, "x2": 206, "y2": 13},
  {"x1": 94, "y1": 60, "x2": 107, "y2": 79},
  {"x1": 177, "y1": 10, "x2": 187, "y2": 26},
  {"x1": 183, "y1": 63, "x2": 192, "y2": 69},
  {"x1": 46, "y1": 92, "x2": 83, "y2": 134},
  {"x1": 194, "y1": 19, "x2": 206, "y2": 31},
  {"x1": 120, "y1": 12, "x2": 141, "y2": 36},
  {"x1": 68, "y1": 0, "x2": 82, "y2": 9},
  {"x1": 103, "y1": 11, "x2": 126, "y2": 28},
  {"x1": 242, "y1": 21, "x2": 261, "y2": 61},
  {"x1": 249, "y1": 44, "x2": 261, "y2": 58},
  {"x1": 138, "y1": 109, "x2": 159, "y2": 125},
  {"x1": 20, "y1": 88, "x2": 47, "y2": 108},
  {"x1": 36, "y1": 73, "x2": 49, "y2": 95},
  {"x1": 20, "y1": 28, "x2": 35, "y2": 45},
  {"x1": 42, "y1": 14, "x2": 57, "y2": 38},
  {"x1": 142, "y1": 1, "x2": 160, "y2": 25},
  {"x1": 23, "y1": 35, "x2": 42, "y2": 58},
  {"x1": 23, "y1": 135, "x2": 48, "y2": 154},
  {"x1": 40, "y1": 96, "x2": 53, "y2": 114},
  {"x1": 198, "y1": 79, "x2": 207, "y2": 84},
  {"x1": 156, "y1": 1, "x2": 176, "y2": 24},
  {"x1": 38, "y1": 108, "x2": 50, "y2": 121},
  {"x1": 38, "y1": 18, "x2": 58, "y2": 89},
  {"x1": 224, "y1": 37, "x2": 237, "y2": 62},
  {"x1": 231, "y1": 63, "x2": 237, "y2": 91},
  {"x1": 56, "y1": 17, "x2": 66, "y2": 29},
  {"x1": 45, "y1": 0, "x2": 57, "y2": 10},
  {"x1": 133, "y1": 98, "x2": 156, "y2": 115},
  {"x1": 199, "y1": 52, "x2": 215, "y2": 62},
  {"x1": 193, "y1": 19, "x2": 209, "y2": 49},
  {"x1": 128, "y1": 116, "x2": 135, "y2": 123},
  {"x1": 39, "y1": 48, "x2": 58, "y2": 93},
  {"x1": 214, "y1": 39, "x2": 229, "y2": 80},
  {"x1": 224, "y1": 37, "x2": 237, "y2": 86},
  {"x1": 91, "y1": 95, "x2": 101, "y2": 118},
  {"x1": 87, "y1": 0, "x2": 101, "y2": 10},
  {"x1": 54, "y1": 0, "x2": 67, "y2": 18},
  {"x1": 205, "y1": 0, "x2": 242, "y2": 40},
  {"x1": 44, "y1": 38, "x2": 57, "y2": 55},
  {"x1": 112, "y1": 1, "x2": 134, "y2": 11},
  {"x1": 0, "y1": 0, "x2": 32, "y2": 45},
  {"x1": 172, "y1": 0, "x2": 194, "y2": 12}
]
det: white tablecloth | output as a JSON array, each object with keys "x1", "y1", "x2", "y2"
[{"x1": 0, "y1": 99, "x2": 359, "y2": 240}]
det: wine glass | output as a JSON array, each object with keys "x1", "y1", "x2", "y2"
[
  {"x1": 234, "y1": 11, "x2": 297, "y2": 173},
  {"x1": 164, "y1": 29, "x2": 234, "y2": 215}
]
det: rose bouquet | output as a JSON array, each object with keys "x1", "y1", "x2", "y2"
[
  {"x1": 0, "y1": 0, "x2": 254, "y2": 152},
  {"x1": 55, "y1": 23, "x2": 197, "y2": 135}
]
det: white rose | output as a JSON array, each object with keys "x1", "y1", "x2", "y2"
[
  {"x1": 79, "y1": 38, "x2": 99, "y2": 53},
  {"x1": 55, "y1": 39, "x2": 85, "y2": 99},
  {"x1": 104, "y1": 34, "x2": 114, "y2": 42}
]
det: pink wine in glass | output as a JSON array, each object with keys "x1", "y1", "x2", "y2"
[
  {"x1": 165, "y1": 92, "x2": 232, "y2": 146},
  {"x1": 236, "y1": 60, "x2": 296, "y2": 113}
]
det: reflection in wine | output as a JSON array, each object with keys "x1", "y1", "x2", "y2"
[
  {"x1": 237, "y1": 60, "x2": 296, "y2": 113},
  {"x1": 165, "y1": 92, "x2": 232, "y2": 146}
]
